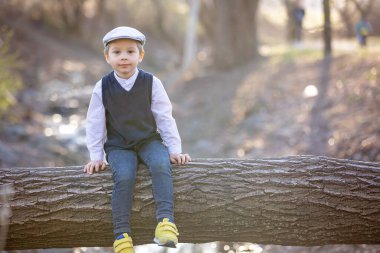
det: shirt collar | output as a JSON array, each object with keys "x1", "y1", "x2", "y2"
[{"x1": 114, "y1": 69, "x2": 139, "y2": 86}]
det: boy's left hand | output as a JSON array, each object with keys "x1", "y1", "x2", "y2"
[{"x1": 170, "y1": 153, "x2": 191, "y2": 165}]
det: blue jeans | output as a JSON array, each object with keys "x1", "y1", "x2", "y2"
[{"x1": 107, "y1": 140, "x2": 174, "y2": 237}]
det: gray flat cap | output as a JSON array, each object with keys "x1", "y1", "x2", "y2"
[{"x1": 103, "y1": 26, "x2": 145, "y2": 47}]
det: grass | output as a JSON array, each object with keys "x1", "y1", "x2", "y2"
[{"x1": 260, "y1": 36, "x2": 380, "y2": 66}]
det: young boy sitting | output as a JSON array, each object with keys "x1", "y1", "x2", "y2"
[{"x1": 84, "y1": 26, "x2": 191, "y2": 253}]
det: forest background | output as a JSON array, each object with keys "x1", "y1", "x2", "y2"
[{"x1": 0, "y1": 0, "x2": 379, "y2": 252}]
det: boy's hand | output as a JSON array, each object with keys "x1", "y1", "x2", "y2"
[
  {"x1": 84, "y1": 160, "x2": 106, "y2": 174},
  {"x1": 170, "y1": 153, "x2": 191, "y2": 165}
]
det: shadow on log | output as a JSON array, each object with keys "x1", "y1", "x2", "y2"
[{"x1": 1, "y1": 155, "x2": 380, "y2": 250}]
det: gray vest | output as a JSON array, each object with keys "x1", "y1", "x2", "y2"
[{"x1": 102, "y1": 70, "x2": 161, "y2": 154}]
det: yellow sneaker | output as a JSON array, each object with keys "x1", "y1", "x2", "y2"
[
  {"x1": 113, "y1": 233, "x2": 134, "y2": 253},
  {"x1": 154, "y1": 218, "x2": 179, "y2": 248}
]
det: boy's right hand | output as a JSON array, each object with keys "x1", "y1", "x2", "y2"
[{"x1": 84, "y1": 160, "x2": 106, "y2": 175}]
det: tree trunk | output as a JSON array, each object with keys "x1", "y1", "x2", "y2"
[
  {"x1": 284, "y1": 0, "x2": 296, "y2": 43},
  {"x1": 181, "y1": 0, "x2": 200, "y2": 71},
  {"x1": 200, "y1": 0, "x2": 259, "y2": 69},
  {"x1": 1, "y1": 156, "x2": 380, "y2": 250},
  {"x1": 323, "y1": 0, "x2": 332, "y2": 56}
]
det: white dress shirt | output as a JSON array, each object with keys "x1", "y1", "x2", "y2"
[{"x1": 86, "y1": 69, "x2": 182, "y2": 161}]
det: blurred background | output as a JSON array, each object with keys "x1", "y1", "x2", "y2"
[{"x1": 0, "y1": 0, "x2": 379, "y2": 252}]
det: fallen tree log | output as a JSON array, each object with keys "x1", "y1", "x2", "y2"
[{"x1": 1, "y1": 155, "x2": 380, "y2": 250}]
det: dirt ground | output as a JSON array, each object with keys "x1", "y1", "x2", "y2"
[{"x1": 172, "y1": 47, "x2": 380, "y2": 162}]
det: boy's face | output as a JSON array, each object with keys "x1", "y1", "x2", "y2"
[{"x1": 104, "y1": 39, "x2": 144, "y2": 79}]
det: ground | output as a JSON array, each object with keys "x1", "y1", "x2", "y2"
[{"x1": 172, "y1": 45, "x2": 380, "y2": 162}]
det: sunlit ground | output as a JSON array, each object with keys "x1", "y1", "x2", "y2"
[
  {"x1": 71, "y1": 242, "x2": 264, "y2": 253},
  {"x1": 259, "y1": 37, "x2": 380, "y2": 58}
]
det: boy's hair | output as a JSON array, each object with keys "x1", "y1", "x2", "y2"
[{"x1": 104, "y1": 40, "x2": 144, "y2": 55}]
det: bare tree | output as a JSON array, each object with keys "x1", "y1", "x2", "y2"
[
  {"x1": 150, "y1": 0, "x2": 182, "y2": 52},
  {"x1": 284, "y1": 0, "x2": 305, "y2": 44},
  {"x1": 350, "y1": 0, "x2": 374, "y2": 18},
  {"x1": 200, "y1": 0, "x2": 260, "y2": 69},
  {"x1": 332, "y1": 0, "x2": 356, "y2": 37},
  {"x1": 323, "y1": 0, "x2": 332, "y2": 56},
  {"x1": 181, "y1": 0, "x2": 201, "y2": 71},
  {"x1": 333, "y1": 0, "x2": 375, "y2": 37}
]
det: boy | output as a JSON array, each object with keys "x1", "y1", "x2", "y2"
[{"x1": 84, "y1": 26, "x2": 191, "y2": 253}]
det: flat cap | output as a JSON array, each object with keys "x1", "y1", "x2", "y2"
[{"x1": 102, "y1": 26, "x2": 146, "y2": 47}]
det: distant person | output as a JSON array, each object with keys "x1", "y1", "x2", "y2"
[
  {"x1": 84, "y1": 26, "x2": 191, "y2": 253},
  {"x1": 294, "y1": 5, "x2": 305, "y2": 43},
  {"x1": 355, "y1": 17, "x2": 372, "y2": 47}
]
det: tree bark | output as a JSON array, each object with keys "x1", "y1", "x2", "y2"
[{"x1": 1, "y1": 156, "x2": 380, "y2": 250}]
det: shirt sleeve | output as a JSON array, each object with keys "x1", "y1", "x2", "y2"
[
  {"x1": 151, "y1": 76, "x2": 182, "y2": 154},
  {"x1": 86, "y1": 80, "x2": 107, "y2": 161}
]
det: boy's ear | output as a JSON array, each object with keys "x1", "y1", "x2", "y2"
[
  {"x1": 104, "y1": 52, "x2": 110, "y2": 64},
  {"x1": 139, "y1": 50, "x2": 145, "y2": 63}
]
